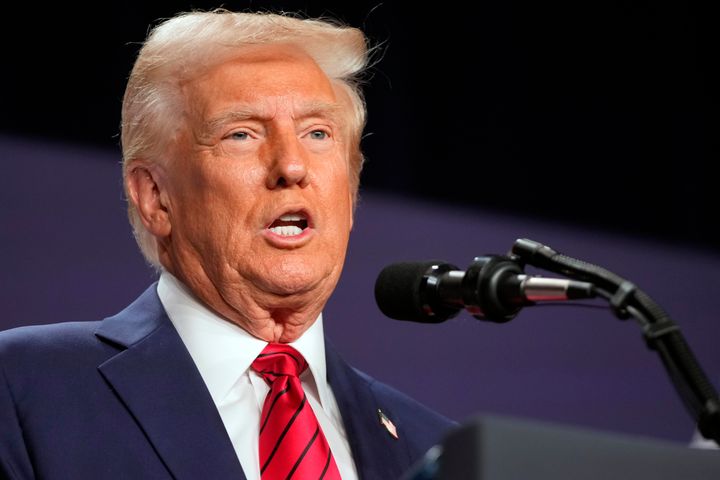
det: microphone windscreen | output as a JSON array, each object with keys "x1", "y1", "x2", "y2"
[{"x1": 374, "y1": 260, "x2": 446, "y2": 322}]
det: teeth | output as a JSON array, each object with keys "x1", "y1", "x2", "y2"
[
  {"x1": 269, "y1": 225, "x2": 303, "y2": 236},
  {"x1": 279, "y1": 213, "x2": 305, "y2": 221}
]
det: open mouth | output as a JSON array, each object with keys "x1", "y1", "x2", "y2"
[{"x1": 267, "y1": 212, "x2": 309, "y2": 237}]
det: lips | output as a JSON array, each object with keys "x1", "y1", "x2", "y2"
[{"x1": 267, "y1": 211, "x2": 310, "y2": 237}]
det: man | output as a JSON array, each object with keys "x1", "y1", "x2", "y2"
[{"x1": 0, "y1": 10, "x2": 455, "y2": 480}]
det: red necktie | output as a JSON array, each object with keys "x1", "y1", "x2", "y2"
[{"x1": 251, "y1": 343, "x2": 342, "y2": 479}]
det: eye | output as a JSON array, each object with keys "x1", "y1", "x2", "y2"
[
  {"x1": 309, "y1": 129, "x2": 329, "y2": 140},
  {"x1": 228, "y1": 131, "x2": 250, "y2": 141}
]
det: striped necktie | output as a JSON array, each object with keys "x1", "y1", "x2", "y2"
[{"x1": 251, "y1": 343, "x2": 342, "y2": 479}]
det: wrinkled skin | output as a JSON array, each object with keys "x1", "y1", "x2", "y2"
[{"x1": 126, "y1": 44, "x2": 354, "y2": 342}]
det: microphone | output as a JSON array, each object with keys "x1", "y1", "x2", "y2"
[{"x1": 374, "y1": 255, "x2": 596, "y2": 323}]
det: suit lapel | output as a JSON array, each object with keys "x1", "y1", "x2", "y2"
[
  {"x1": 325, "y1": 340, "x2": 412, "y2": 480},
  {"x1": 95, "y1": 285, "x2": 246, "y2": 480}
]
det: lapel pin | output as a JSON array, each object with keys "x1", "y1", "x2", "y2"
[{"x1": 377, "y1": 409, "x2": 399, "y2": 439}]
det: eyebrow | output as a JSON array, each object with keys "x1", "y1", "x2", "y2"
[{"x1": 200, "y1": 101, "x2": 344, "y2": 138}]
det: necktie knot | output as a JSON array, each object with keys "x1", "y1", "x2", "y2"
[{"x1": 251, "y1": 343, "x2": 308, "y2": 383}]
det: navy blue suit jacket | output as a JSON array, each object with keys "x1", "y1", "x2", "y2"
[{"x1": 0, "y1": 284, "x2": 455, "y2": 479}]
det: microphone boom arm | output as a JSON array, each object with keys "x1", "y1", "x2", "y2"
[{"x1": 512, "y1": 238, "x2": 720, "y2": 445}]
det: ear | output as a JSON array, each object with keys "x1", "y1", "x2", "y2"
[{"x1": 125, "y1": 165, "x2": 171, "y2": 238}]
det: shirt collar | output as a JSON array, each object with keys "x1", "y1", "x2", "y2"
[
  {"x1": 288, "y1": 309, "x2": 328, "y2": 408},
  {"x1": 156, "y1": 270, "x2": 330, "y2": 407}
]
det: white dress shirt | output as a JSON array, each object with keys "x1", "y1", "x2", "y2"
[{"x1": 157, "y1": 271, "x2": 358, "y2": 480}]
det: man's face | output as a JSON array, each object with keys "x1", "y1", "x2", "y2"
[{"x1": 155, "y1": 44, "x2": 354, "y2": 340}]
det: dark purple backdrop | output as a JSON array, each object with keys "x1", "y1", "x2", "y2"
[{"x1": 2, "y1": 135, "x2": 718, "y2": 446}]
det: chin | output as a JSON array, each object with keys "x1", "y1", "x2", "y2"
[
  {"x1": 266, "y1": 280, "x2": 318, "y2": 297},
  {"x1": 258, "y1": 261, "x2": 336, "y2": 298}
]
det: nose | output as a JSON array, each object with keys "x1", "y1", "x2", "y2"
[{"x1": 266, "y1": 132, "x2": 309, "y2": 189}]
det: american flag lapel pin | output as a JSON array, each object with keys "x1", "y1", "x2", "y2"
[{"x1": 377, "y1": 409, "x2": 399, "y2": 439}]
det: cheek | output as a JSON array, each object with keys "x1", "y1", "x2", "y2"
[
  {"x1": 170, "y1": 160, "x2": 263, "y2": 242},
  {"x1": 323, "y1": 180, "x2": 354, "y2": 245}
]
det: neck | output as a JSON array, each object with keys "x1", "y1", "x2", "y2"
[{"x1": 160, "y1": 266, "x2": 324, "y2": 343}]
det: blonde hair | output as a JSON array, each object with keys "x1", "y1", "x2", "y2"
[{"x1": 121, "y1": 9, "x2": 371, "y2": 267}]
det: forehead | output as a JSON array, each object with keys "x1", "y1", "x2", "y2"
[{"x1": 184, "y1": 43, "x2": 338, "y2": 114}]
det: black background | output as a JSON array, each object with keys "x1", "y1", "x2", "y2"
[{"x1": 2, "y1": 1, "x2": 717, "y2": 252}]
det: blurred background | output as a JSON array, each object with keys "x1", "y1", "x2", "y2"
[
  {"x1": 2, "y1": 1, "x2": 717, "y2": 250},
  {"x1": 2, "y1": 1, "x2": 718, "y2": 448}
]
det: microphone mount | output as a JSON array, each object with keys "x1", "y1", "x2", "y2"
[
  {"x1": 508, "y1": 238, "x2": 720, "y2": 446},
  {"x1": 419, "y1": 255, "x2": 596, "y2": 323}
]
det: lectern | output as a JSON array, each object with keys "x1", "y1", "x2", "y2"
[{"x1": 403, "y1": 414, "x2": 720, "y2": 480}]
